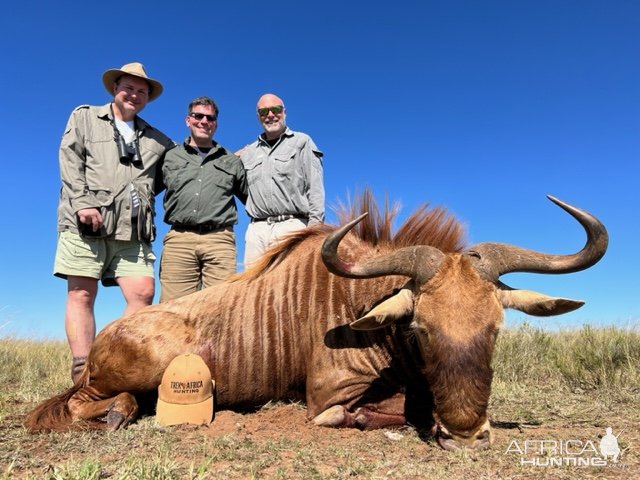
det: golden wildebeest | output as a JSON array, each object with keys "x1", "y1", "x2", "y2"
[{"x1": 25, "y1": 192, "x2": 607, "y2": 451}]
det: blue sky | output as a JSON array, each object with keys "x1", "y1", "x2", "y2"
[{"x1": 0, "y1": 1, "x2": 637, "y2": 340}]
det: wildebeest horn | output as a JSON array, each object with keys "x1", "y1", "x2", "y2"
[
  {"x1": 468, "y1": 195, "x2": 608, "y2": 280},
  {"x1": 321, "y1": 213, "x2": 445, "y2": 283}
]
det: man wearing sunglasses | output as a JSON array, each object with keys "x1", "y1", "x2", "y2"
[
  {"x1": 54, "y1": 62, "x2": 174, "y2": 382},
  {"x1": 160, "y1": 96, "x2": 248, "y2": 301},
  {"x1": 237, "y1": 93, "x2": 324, "y2": 267}
]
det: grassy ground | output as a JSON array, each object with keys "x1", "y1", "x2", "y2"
[{"x1": 0, "y1": 324, "x2": 638, "y2": 479}]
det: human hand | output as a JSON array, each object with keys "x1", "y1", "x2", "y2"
[{"x1": 77, "y1": 208, "x2": 103, "y2": 232}]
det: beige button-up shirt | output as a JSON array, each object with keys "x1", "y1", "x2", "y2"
[{"x1": 57, "y1": 103, "x2": 173, "y2": 241}]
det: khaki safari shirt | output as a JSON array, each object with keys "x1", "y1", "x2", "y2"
[
  {"x1": 162, "y1": 139, "x2": 248, "y2": 228},
  {"x1": 57, "y1": 103, "x2": 173, "y2": 242},
  {"x1": 240, "y1": 128, "x2": 324, "y2": 224}
]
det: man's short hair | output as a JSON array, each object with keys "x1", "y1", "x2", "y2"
[
  {"x1": 115, "y1": 74, "x2": 152, "y2": 96},
  {"x1": 188, "y1": 96, "x2": 219, "y2": 117}
]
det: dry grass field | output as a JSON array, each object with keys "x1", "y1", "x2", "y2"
[{"x1": 1, "y1": 324, "x2": 638, "y2": 479}]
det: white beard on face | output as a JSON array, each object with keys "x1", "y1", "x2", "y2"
[{"x1": 264, "y1": 118, "x2": 286, "y2": 136}]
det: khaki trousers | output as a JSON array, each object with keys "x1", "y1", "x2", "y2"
[
  {"x1": 243, "y1": 218, "x2": 307, "y2": 268},
  {"x1": 160, "y1": 227, "x2": 236, "y2": 302}
]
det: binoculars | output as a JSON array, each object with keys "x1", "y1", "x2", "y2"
[{"x1": 115, "y1": 131, "x2": 142, "y2": 165}]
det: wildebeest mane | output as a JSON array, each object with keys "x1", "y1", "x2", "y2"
[
  {"x1": 334, "y1": 189, "x2": 467, "y2": 251},
  {"x1": 234, "y1": 189, "x2": 468, "y2": 281}
]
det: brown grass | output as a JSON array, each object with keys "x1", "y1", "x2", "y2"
[{"x1": 1, "y1": 324, "x2": 639, "y2": 479}]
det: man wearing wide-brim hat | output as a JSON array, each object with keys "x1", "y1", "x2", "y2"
[{"x1": 53, "y1": 62, "x2": 174, "y2": 383}]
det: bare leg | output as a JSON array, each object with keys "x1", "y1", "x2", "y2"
[
  {"x1": 65, "y1": 276, "x2": 99, "y2": 383},
  {"x1": 65, "y1": 277, "x2": 98, "y2": 357},
  {"x1": 116, "y1": 276, "x2": 155, "y2": 316}
]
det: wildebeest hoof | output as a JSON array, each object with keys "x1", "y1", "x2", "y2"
[
  {"x1": 104, "y1": 392, "x2": 138, "y2": 430},
  {"x1": 106, "y1": 409, "x2": 129, "y2": 430},
  {"x1": 313, "y1": 405, "x2": 347, "y2": 427}
]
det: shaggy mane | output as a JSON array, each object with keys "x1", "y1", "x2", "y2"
[
  {"x1": 232, "y1": 188, "x2": 467, "y2": 282},
  {"x1": 335, "y1": 189, "x2": 467, "y2": 252}
]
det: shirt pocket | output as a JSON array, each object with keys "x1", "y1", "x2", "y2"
[
  {"x1": 213, "y1": 164, "x2": 234, "y2": 192},
  {"x1": 242, "y1": 155, "x2": 264, "y2": 186},
  {"x1": 138, "y1": 136, "x2": 166, "y2": 165},
  {"x1": 273, "y1": 149, "x2": 296, "y2": 180},
  {"x1": 84, "y1": 134, "x2": 116, "y2": 189},
  {"x1": 78, "y1": 189, "x2": 115, "y2": 238},
  {"x1": 273, "y1": 149, "x2": 303, "y2": 185},
  {"x1": 163, "y1": 157, "x2": 192, "y2": 190}
]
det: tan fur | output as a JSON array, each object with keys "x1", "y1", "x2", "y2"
[
  {"x1": 416, "y1": 255, "x2": 503, "y2": 344},
  {"x1": 21, "y1": 189, "x2": 520, "y2": 451}
]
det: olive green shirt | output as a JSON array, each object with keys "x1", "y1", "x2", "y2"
[
  {"x1": 162, "y1": 139, "x2": 248, "y2": 228},
  {"x1": 57, "y1": 103, "x2": 173, "y2": 241}
]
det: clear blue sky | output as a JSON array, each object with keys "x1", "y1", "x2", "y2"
[{"x1": 0, "y1": 1, "x2": 637, "y2": 339}]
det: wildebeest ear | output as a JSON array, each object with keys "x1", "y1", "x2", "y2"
[
  {"x1": 497, "y1": 288, "x2": 585, "y2": 317},
  {"x1": 350, "y1": 288, "x2": 415, "y2": 330}
]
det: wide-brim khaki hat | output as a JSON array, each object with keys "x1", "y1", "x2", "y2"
[{"x1": 102, "y1": 62, "x2": 163, "y2": 101}]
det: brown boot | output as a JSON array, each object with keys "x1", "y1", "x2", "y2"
[{"x1": 71, "y1": 356, "x2": 87, "y2": 384}]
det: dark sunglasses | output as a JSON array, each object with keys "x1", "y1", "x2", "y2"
[
  {"x1": 257, "y1": 105, "x2": 284, "y2": 116},
  {"x1": 189, "y1": 112, "x2": 217, "y2": 121}
]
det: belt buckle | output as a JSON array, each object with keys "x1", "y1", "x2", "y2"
[{"x1": 266, "y1": 214, "x2": 293, "y2": 224}]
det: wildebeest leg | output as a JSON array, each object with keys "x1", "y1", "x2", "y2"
[
  {"x1": 105, "y1": 393, "x2": 138, "y2": 429},
  {"x1": 352, "y1": 406, "x2": 407, "y2": 429},
  {"x1": 313, "y1": 394, "x2": 407, "y2": 430},
  {"x1": 68, "y1": 389, "x2": 139, "y2": 430},
  {"x1": 312, "y1": 405, "x2": 356, "y2": 427}
]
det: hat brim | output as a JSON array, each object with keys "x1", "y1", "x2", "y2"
[
  {"x1": 156, "y1": 381, "x2": 215, "y2": 426},
  {"x1": 102, "y1": 69, "x2": 163, "y2": 101}
]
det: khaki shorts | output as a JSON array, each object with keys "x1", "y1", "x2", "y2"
[{"x1": 54, "y1": 230, "x2": 156, "y2": 286}]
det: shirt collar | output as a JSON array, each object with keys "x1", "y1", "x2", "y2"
[
  {"x1": 184, "y1": 137, "x2": 220, "y2": 155},
  {"x1": 97, "y1": 103, "x2": 148, "y2": 132},
  {"x1": 258, "y1": 127, "x2": 293, "y2": 145}
]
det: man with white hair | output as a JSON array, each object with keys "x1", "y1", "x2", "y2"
[{"x1": 237, "y1": 93, "x2": 325, "y2": 267}]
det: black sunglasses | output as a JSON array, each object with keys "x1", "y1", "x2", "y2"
[
  {"x1": 257, "y1": 105, "x2": 284, "y2": 116},
  {"x1": 189, "y1": 112, "x2": 217, "y2": 121}
]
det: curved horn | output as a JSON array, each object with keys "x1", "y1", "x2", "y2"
[
  {"x1": 469, "y1": 195, "x2": 608, "y2": 280},
  {"x1": 321, "y1": 213, "x2": 444, "y2": 283}
]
